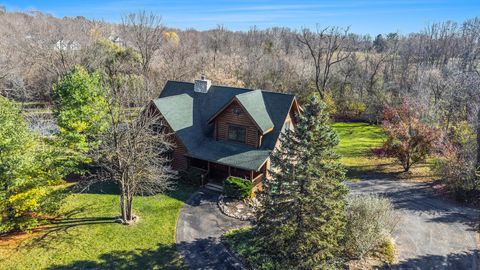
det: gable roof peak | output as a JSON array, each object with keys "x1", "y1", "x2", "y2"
[{"x1": 235, "y1": 90, "x2": 274, "y2": 134}]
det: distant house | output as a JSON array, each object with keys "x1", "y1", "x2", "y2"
[
  {"x1": 148, "y1": 77, "x2": 300, "y2": 190},
  {"x1": 54, "y1": 39, "x2": 80, "y2": 51}
]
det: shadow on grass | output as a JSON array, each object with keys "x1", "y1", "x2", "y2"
[
  {"x1": 17, "y1": 206, "x2": 116, "y2": 251},
  {"x1": 75, "y1": 180, "x2": 196, "y2": 204},
  {"x1": 346, "y1": 164, "x2": 403, "y2": 181},
  {"x1": 46, "y1": 243, "x2": 185, "y2": 270},
  {"x1": 76, "y1": 181, "x2": 120, "y2": 195},
  {"x1": 382, "y1": 250, "x2": 480, "y2": 270}
]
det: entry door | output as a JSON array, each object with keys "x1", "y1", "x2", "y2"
[{"x1": 209, "y1": 163, "x2": 229, "y2": 183}]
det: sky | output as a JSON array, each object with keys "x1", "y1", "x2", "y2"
[{"x1": 1, "y1": 0, "x2": 479, "y2": 35}]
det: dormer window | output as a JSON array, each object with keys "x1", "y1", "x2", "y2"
[{"x1": 228, "y1": 125, "x2": 246, "y2": 143}]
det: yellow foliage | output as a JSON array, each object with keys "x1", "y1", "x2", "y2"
[
  {"x1": 324, "y1": 91, "x2": 337, "y2": 115},
  {"x1": 71, "y1": 121, "x2": 89, "y2": 133},
  {"x1": 8, "y1": 187, "x2": 48, "y2": 217},
  {"x1": 163, "y1": 31, "x2": 180, "y2": 45}
]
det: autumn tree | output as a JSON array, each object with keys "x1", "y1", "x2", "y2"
[
  {"x1": 255, "y1": 96, "x2": 348, "y2": 269},
  {"x1": 377, "y1": 99, "x2": 440, "y2": 172},
  {"x1": 0, "y1": 96, "x2": 67, "y2": 233}
]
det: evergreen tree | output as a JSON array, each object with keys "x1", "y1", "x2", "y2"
[
  {"x1": 53, "y1": 65, "x2": 109, "y2": 170},
  {"x1": 255, "y1": 96, "x2": 348, "y2": 269}
]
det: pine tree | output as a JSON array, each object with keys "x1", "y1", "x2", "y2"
[{"x1": 255, "y1": 96, "x2": 348, "y2": 269}]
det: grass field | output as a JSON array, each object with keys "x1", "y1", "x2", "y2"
[
  {"x1": 332, "y1": 122, "x2": 386, "y2": 167},
  {"x1": 332, "y1": 122, "x2": 437, "y2": 182},
  {"x1": 0, "y1": 183, "x2": 195, "y2": 269}
]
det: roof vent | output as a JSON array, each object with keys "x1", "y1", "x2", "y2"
[{"x1": 194, "y1": 75, "x2": 211, "y2": 93}]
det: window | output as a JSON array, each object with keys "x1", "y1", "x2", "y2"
[
  {"x1": 232, "y1": 107, "x2": 242, "y2": 116},
  {"x1": 228, "y1": 125, "x2": 246, "y2": 143}
]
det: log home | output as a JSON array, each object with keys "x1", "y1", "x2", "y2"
[{"x1": 148, "y1": 77, "x2": 300, "y2": 190}]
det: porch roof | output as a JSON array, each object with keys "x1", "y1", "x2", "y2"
[{"x1": 186, "y1": 139, "x2": 270, "y2": 171}]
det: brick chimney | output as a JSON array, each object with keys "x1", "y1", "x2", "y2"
[{"x1": 194, "y1": 75, "x2": 211, "y2": 93}]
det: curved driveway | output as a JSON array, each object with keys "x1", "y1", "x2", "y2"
[
  {"x1": 177, "y1": 181, "x2": 479, "y2": 270},
  {"x1": 176, "y1": 189, "x2": 249, "y2": 270},
  {"x1": 349, "y1": 178, "x2": 479, "y2": 269}
]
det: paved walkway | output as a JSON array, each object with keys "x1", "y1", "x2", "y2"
[
  {"x1": 176, "y1": 189, "x2": 249, "y2": 270},
  {"x1": 349, "y1": 179, "x2": 480, "y2": 270}
]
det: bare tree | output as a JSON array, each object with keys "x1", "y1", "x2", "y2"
[
  {"x1": 121, "y1": 11, "x2": 164, "y2": 74},
  {"x1": 206, "y1": 24, "x2": 228, "y2": 69},
  {"x1": 297, "y1": 25, "x2": 352, "y2": 99},
  {"x1": 88, "y1": 100, "x2": 175, "y2": 224}
]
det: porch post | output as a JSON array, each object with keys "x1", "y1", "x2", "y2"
[
  {"x1": 228, "y1": 166, "x2": 231, "y2": 176},
  {"x1": 250, "y1": 170, "x2": 254, "y2": 181}
]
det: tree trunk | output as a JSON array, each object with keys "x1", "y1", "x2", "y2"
[
  {"x1": 126, "y1": 195, "x2": 133, "y2": 221},
  {"x1": 476, "y1": 109, "x2": 480, "y2": 168},
  {"x1": 120, "y1": 191, "x2": 127, "y2": 222}
]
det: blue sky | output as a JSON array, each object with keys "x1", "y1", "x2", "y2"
[{"x1": 2, "y1": 0, "x2": 479, "y2": 35}]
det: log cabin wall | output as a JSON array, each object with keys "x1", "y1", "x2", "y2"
[
  {"x1": 214, "y1": 100, "x2": 260, "y2": 148},
  {"x1": 149, "y1": 104, "x2": 188, "y2": 171}
]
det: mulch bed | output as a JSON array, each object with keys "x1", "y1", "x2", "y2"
[{"x1": 217, "y1": 195, "x2": 257, "y2": 221}]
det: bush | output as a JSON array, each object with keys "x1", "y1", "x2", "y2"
[
  {"x1": 433, "y1": 121, "x2": 479, "y2": 203},
  {"x1": 345, "y1": 195, "x2": 398, "y2": 261},
  {"x1": 223, "y1": 227, "x2": 275, "y2": 270},
  {"x1": 379, "y1": 236, "x2": 396, "y2": 264},
  {"x1": 178, "y1": 167, "x2": 206, "y2": 186},
  {"x1": 0, "y1": 96, "x2": 68, "y2": 233},
  {"x1": 224, "y1": 177, "x2": 253, "y2": 199},
  {"x1": 434, "y1": 154, "x2": 479, "y2": 203}
]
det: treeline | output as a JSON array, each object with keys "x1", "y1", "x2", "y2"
[{"x1": 0, "y1": 11, "x2": 478, "y2": 107}]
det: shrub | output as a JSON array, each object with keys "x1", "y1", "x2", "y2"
[
  {"x1": 178, "y1": 167, "x2": 206, "y2": 186},
  {"x1": 224, "y1": 177, "x2": 253, "y2": 199},
  {"x1": 345, "y1": 195, "x2": 398, "y2": 261},
  {"x1": 434, "y1": 151, "x2": 479, "y2": 203},
  {"x1": 0, "y1": 96, "x2": 68, "y2": 233},
  {"x1": 433, "y1": 121, "x2": 479, "y2": 203},
  {"x1": 223, "y1": 227, "x2": 275, "y2": 270},
  {"x1": 379, "y1": 236, "x2": 396, "y2": 264},
  {"x1": 335, "y1": 98, "x2": 367, "y2": 120}
]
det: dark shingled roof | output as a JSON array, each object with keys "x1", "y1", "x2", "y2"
[
  {"x1": 235, "y1": 90, "x2": 274, "y2": 134},
  {"x1": 153, "y1": 80, "x2": 295, "y2": 171}
]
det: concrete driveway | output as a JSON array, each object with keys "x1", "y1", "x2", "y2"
[
  {"x1": 176, "y1": 189, "x2": 249, "y2": 270},
  {"x1": 349, "y1": 178, "x2": 480, "y2": 269}
]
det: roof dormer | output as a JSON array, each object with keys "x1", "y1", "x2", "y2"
[{"x1": 208, "y1": 90, "x2": 274, "y2": 135}]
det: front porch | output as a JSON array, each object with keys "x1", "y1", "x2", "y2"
[{"x1": 188, "y1": 157, "x2": 265, "y2": 187}]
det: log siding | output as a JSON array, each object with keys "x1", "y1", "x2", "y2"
[{"x1": 214, "y1": 100, "x2": 260, "y2": 148}]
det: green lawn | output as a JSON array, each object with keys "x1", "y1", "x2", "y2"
[
  {"x1": 0, "y1": 183, "x2": 195, "y2": 269},
  {"x1": 332, "y1": 122, "x2": 436, "y2": 182},
  {"x1": 332, "y1": 122, "x2": 386, "y2": 168}
]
